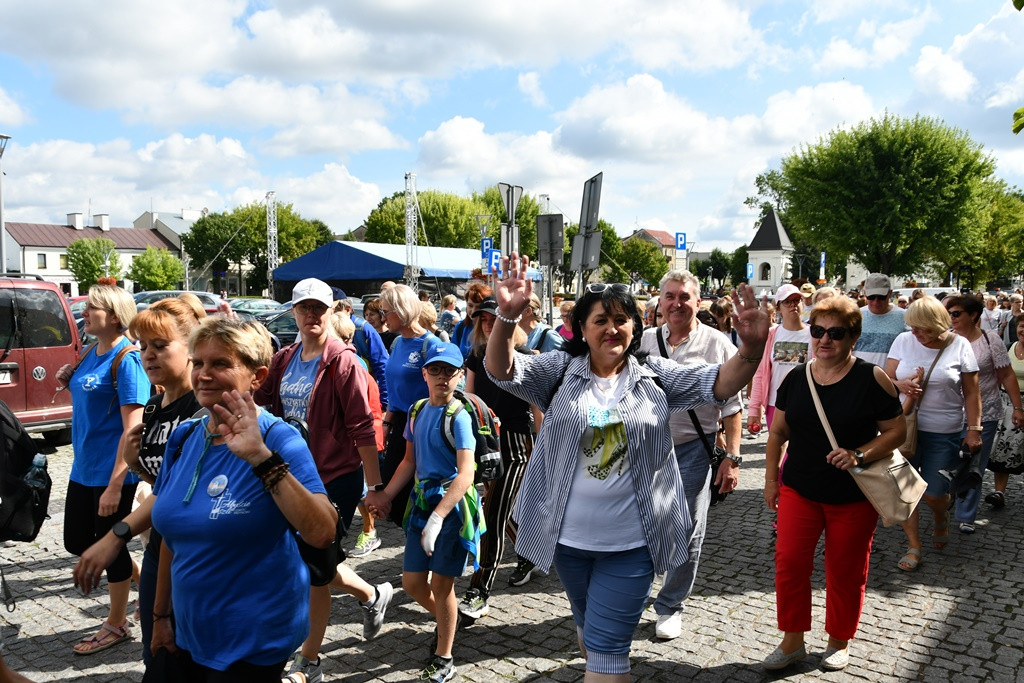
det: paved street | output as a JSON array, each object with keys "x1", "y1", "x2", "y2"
[{"x1": 2, "y1": 431, "x2": 1023, "y2": 682}]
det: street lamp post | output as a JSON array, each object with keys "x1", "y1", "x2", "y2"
[{"x1": 0, "y1": 134, "x2": 10, "y2": 273}]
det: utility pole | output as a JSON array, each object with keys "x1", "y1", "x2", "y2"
[
  {"x1": 404, "y1": 173, "x2": 419, "y2": 291},
  {"x1": 266, "y1": 191, "x2": 278, "y2": 297}
]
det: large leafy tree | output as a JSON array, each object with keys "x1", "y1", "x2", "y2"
[
  {"x1": 729, "y1": 245, "x2": 749, "y2": 285},
  {"x1": 66, "y1": 237, "x2": 122, "y2": 289},
  {"x1": 364, "y1": 190, "x2": 483, "y2": 250},
  {"x1": 621, "y1": 238, "x2": 669, "y2": 290},
  {"x1": 181, "y1": 211, "x2": 246, "y2": 291},
  {"x1": 127, "y1": 247, "x2": 185, "y2": 291},
  {"x1": 471, "y1": 186, "x2": 541, "y2": 259},
  {"x1": 770, "y1": 114, "x2": 995, "y2": 277}
]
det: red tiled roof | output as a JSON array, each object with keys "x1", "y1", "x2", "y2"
[
  {"x1": 4, "y1": 222, "x2": 177, "y2": 250},
  {"x1": 637, "y1": 229, "x2": 676, "y2": 246}
]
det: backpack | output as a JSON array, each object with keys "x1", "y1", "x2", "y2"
[
  {"x1": 70, "y1": 342, "x2": 141, "y2": 414},
  {"x1": 0, "y1": 399, "x2": 51, "y2": 544},
  {"x1": 410, "y1": 389, "x2": 503, "y2": 484}
]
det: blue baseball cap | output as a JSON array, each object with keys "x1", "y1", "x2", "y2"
[{"x1": 423, "y1": 341, "x2": 464, "y2": 368}]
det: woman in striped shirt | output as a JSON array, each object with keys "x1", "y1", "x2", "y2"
[{"x1": 486, "y1": 254, "x2": 769, "y2": 681}]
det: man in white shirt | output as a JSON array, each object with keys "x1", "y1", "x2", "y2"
[
  {"x1": 853, "y1": 273, "x2": 906, "y2": 368},
  {"x1": 639, "y1": 269, "x2": 742, "y2": 641}
]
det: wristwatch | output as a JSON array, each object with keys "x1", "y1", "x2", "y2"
[
  {"x1": 112, "y1": 521, "x2": 134, "y2": 543},
  {"x1": 369, "y1": 483, "x2": 386, "y2": 492},
  {"x1": 853, "y1": 449, "x2": 866, "y2": 465},
  {"x1": 726, "y1": 453, "x2": 742, "y2": 466}
]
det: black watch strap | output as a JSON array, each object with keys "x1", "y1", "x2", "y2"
[
  {"x1": 252, "y1": 451, "x2": 285, "y2": 479},
  {"x1": 112, "y1": 521, "x2": 133, "y2": 542}
]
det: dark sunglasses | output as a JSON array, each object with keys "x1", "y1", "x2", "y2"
[
  {"x1": 948, "y1": 310, "x2": 964, "y2": 318},
  {"x1": 810, "y1": 324, "x2": 851, "y2": 340},
  {"x1": 866, "y1": 295, "x2": 888, "y2": 302},
  {"x1": 425, "y1": 365, "x2": 460, "y2": 378},
  {"x1": 586, "y1": 283, "x2": 630, "y2": 295}
]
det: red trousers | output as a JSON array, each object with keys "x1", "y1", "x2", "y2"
[{"x1": 775, "y1": 484, "x2": 878, "y2": 641}]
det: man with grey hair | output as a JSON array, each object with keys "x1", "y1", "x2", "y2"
[
  {"x1": 853, "y1": 273, "x2": 905, "y2": 368},
  {"x1": 639, "y1": 269, "x2": 742, "y2": 640}
]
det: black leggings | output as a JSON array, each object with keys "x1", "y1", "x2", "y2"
[
  {"x1": 175, "y1": 650, "x2": 287, "y2": 682},
  {"x1": 381, "y1": 411, "x2": 412, "y2": 527},
  {"x1": 470, "y1": 430, "x2": 533, "y2": 598},
  {"x1": 63, "y1": 480, "x2": 138, "y2": 583}
]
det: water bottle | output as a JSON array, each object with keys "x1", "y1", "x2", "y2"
[{"x1": 23, "y1": 454, "x2": 48, "y2": 490}]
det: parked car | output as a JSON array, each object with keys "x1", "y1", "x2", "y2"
[
  {"x1": 261, "y1": 309, "x2": 298, "y2": 349},
  {"x1": 255, "y1": 301, "x2": 293, "y2": 323},
  {"x1": 231, "y1": 298, "x2": 281, "y2": 315},
  {"x1": 1, "y1": 274, "x2": 81, "y2": 444},
  {"x1": 67, "y1": 295, "x2": 89, "y2": 320},
  {"x1": 134, "y1": 290, "x2": 224, "y2": 315}
]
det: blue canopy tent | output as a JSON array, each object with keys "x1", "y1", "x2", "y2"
[{"x1": 272, "y1": 241, "x2": 541, "y2": 298}]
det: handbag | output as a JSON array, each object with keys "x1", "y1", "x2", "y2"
[
  {"x1": 687, "y1": 410, "x2": 731, "y2": 506},
  {"x1": 899, "y1": 337, "x2": 950, "y2": 456},
  {"x1": 804, "y1": 361, "x2": 926, "y2": 527}
]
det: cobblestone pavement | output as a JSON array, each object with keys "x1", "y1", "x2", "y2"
[{"x1": 2, "y1": 431, "x2": 1023, "y2": 682}]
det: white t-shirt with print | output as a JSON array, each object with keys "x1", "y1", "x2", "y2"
[
  {"x1": 558, "y1": 370, "x2": 646, "y2": 551},
  {"x1": 768, "y1": 326, "x2": 812, "y2": 407},
  {"x1": 889, "y1": 332, "x2": 979, "y2": 433}
]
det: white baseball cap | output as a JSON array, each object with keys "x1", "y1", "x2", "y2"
[
  {"x1": 291, "y1": 278, "x2": 334, "y2": 307},
  {"x1": 775, "y1": 284, "x2": 802, "y2": 303}
]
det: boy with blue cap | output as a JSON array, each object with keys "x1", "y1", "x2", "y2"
[{"x1": 368, "y1": 342, "x2": 485, "y2": 683}]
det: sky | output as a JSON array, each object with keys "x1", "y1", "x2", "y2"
[{"x1": 0, "y1": 0, "x2": 1022, "y2": 254}]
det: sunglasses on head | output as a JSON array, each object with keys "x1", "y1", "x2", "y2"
[
  {"x1": 866, "y1": 295, "x2": 888, "y2": 302},
  {"x1": 586, "y1": 283, "x2": 630, "y2": 295},
  {"x1": 425, "y1": 365, "x2": 460, "y2": 378},
  {"x1": 810, "y1": 324, "x2": 851, "y2": 340}
]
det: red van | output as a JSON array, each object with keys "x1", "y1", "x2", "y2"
[{"x1": 0, "y1": 274, "x2": 81, "y2": 444}]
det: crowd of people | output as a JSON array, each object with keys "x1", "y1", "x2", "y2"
[{"x1": 52, "y1": 263, "x2": 1024, "y2": 681}]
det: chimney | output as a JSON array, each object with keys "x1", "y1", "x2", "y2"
[
  {"x1": 68, "y1": 213, "x2": 84, "y2": 230},
  {"x1": 94, "y1": 214, "x2": 110, "y2": 231}
]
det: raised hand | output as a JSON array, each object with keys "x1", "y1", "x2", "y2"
[
  {"x1": 492, "y1": 253, "x2": 533, "y2": 318},
  {"x1": 211, "y1": 390, "x2": 268, "y2": 465},
  {"x1": 731, "y1": 283, "x2": 770, "y2": 350}
]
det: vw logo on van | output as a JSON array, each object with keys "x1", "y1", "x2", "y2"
[{"x1": 32, "y1": 367, "x2": 47, "y2": 381}]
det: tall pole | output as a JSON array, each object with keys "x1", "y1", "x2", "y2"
[
  {"x1": 266, "y1": 191, "x2": 278, "y2": 297},
  {"x1": 0, "y1": 134, "x2": 10, "y2": 273}
]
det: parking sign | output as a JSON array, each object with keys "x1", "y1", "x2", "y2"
[
  {"x1": 488, "y1": 248, "x2": 502, "y2": 276},
  {"x1": 746, "y1": 262, "x2": 754, "y2": 279},
  {"x1": 676, "y1": 233, "x2": 687, "y2": 250},
  {"x1": 481, "y1": 237, "x2": 493, "y2": 257}
]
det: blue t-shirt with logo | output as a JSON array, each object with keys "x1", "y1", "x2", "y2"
[
  {"x1": 279, "y1": 345, "x2": 319, "y2": 421},
  {"x1": 151, "y1": 411, "x2": 326, "y2": 671},
  {"x1": 385, "y1": 333, "x2": 445, "y2": 413},
  {"x1": 405, "y1": 402, "x2": 474, "y2": 481},
  {"x1": 69, "y1": 338, "x2": 150, "y2": 486}
]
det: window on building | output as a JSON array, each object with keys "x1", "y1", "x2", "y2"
[
  {"x1": 60, "y1": 254, "x2": 69, "y2": 270},
  {"x1": 37, "y1": 254, "x2": 47, "y2": 270},
  {"x1": 759, "y1": 263, "x2": 771, "y2": 281}
]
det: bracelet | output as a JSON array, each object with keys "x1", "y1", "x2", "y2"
[
  {"x1": 153, "y1": 612, "x2": 172, "y2": 621},
  {"x1": 966, "y1": 426, "x2": 984, "y2": 432},
  {"x1": 765, "y1": 479, "x2": 778, "y2": 483},
  {"x1": 382, "y1": 420, "x2": 392, "y2": 426},
  {"x1": 252, "y1": 452, "x2": 285, "y2": 479},
  {"x1": 736, "y1": 350, "x2": 762, "y2": 364},
  {"x1": 496, "y1": 311, "x2": 523, "y2": 325},
  {"x1": 1014, "y1": 407, "x2": 1023, "y2": 412},
  {"x1": 261, "y1": 463, "x2": 290, "y2": 491}
]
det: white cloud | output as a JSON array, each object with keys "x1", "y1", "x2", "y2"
[
  {"x1": 518, "y1": 72, "x2": 547, "y2": 108},
  {"x1": 912, "y1": 46, "x2": 977, "y2": 102},
  {"x1": 818, "y1": 10, "x2": 934, "y2": 72},
  {"x1": 0, "y1": 87, "x2": 30, "y2": 127},
  {"x1": 986, "y1": 69, "x2": 1024, "y2": 109},
  {"x1": 759, "y1": 82, "x2": 877, "y2": 144}
]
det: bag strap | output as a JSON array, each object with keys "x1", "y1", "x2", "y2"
[
  {"x1": 805, "y1": 362, "x2": 840, "y2": 451},
  {"x1": 656, "y1": 327, "x2": 670, "y2": 358},
  {"x1": 0, "y1": 562, "x2": 13, "y2": 612},
  {"x1": 687, "y1": 410, "x2": 718, "y2": 464},
  {"x1": 909, "y1": 336, "x2": 951, "y2": 414}
]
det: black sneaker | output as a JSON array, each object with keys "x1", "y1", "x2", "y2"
[
  {"x1": 458, "y1": 588, "x2": 489, "y2": 620},
  {"x1": 420, "y1": 654, "x2": 456, "y2": 682},
  {"x1": 508, "y1": 557, "x2": 535, "y2": 587},
  {"x1": 986, "y1": 491, "x2": 1006, "y2": 509}
]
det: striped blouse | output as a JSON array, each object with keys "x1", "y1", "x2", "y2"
[{"x1": 488, "y1": 350, "x2": 724, "y2": 574}]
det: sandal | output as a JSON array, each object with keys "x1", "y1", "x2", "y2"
[
  {"x1": 898, "y1": 548, "x2": 922, "y2": 572},
  {"x1": 933, "y1": 510, "x2": 950, "y2": 549},
  {"x1": 73, "y1": 621, "x2": 131, "y2": 655}
]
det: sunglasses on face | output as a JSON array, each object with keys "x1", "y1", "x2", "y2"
[
  {"x1": 425, "y1": 365, "x2": 460, "y2": 378},
  {"x1": 866, "y1": 295, "x2": 888, "y2": 302},
  {"x1": 810, "y1": 325, "x2": 851, "y2": 340},
  {"x1": 948, "y1": 310, "x2": 964, "y2": 318},
  {"x1": 586, "y1": 283, "x2": 630, "y2": 295}
]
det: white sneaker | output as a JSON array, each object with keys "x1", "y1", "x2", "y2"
[{"x1": 655, "y1": 612, "x2": 682, "y2": 640}]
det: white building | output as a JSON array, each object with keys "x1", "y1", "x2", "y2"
[{"x1": 747, "y1": 209, "x2": 794, "y2": 295}]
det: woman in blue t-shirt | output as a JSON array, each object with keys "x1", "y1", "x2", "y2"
[
  {"x1": 61, "y1": 284, "x2": 151, "y2": 656},
  {"x1": 377, "y1": 284, "x2": 444, "y2": 526}
]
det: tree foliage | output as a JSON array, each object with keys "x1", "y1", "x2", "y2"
[
  {"x1": 66, "y1": 237, "x2": 122, "y2": 289},
  {"x1": 127, "y1": 247, "x2": 185, "y2": 291},
  {"x1": 768, "y1": 114, "x2": 995, "y2": 277},
  {"x1": 729, "y1": 245, "x2": 749, "y2": 285},
  {"x1": 621, "y1": 238, "x2": 669, "y2": 290}
]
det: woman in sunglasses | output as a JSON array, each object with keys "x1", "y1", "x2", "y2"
[
  {"x1": 885, "y1": 296, "x2": 981, "y2": 571},
  {"x1": 943, "y1": 295, "x2": 1023, "y2": 533},
  {"x1": 486, "y1": 255, "x2": 769, "y2": 682},
  {"x1": 762, "y1": 296, "x2": 905, "y2": 671}
]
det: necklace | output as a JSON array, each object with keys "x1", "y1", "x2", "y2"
[
  {"x1": 813, "y1": 357, "x2": 852, "y2": 385},
  {"x1": 1015, "y1": 343, "x2": 1024, "y2": 361}
]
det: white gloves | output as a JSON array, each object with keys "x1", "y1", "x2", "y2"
[{"x1": 421, "y1": 512, "x2": 444, "y2": 555}]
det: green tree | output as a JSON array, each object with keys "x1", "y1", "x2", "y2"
[
  {"x1": 364, "y1": 190, "x2": 485, "y2": 250},
  {"x1": 553, "y1": 220, "x2": 623, "y2": 291},
  {"x1": 706, "y1": 248, "x2": 732, "y2": 289},
  {"x1": 182, "y1": 211, "x2": 246, "y2": 291},
  {"x1": 234, "y1": 202, "x2": 336, "y2": 293},
  {"x1": 471, "y1": 186, "x2": 541, "y2": 259},
  {"x1": 772, "y1": 114, "x2": 995, "y2": 277},
  {"x1": 127, "y1": 247, "x2": 185, "y2": 291},
  {"x1": 66, "y1": 237, "x2": 122, "y2": 290},
  {"x1": 729, "y1": 245, "x2": 749, "y2": 285},
  {"x1": 621, "y1": 238, "x2": 669, "y2": 290}
]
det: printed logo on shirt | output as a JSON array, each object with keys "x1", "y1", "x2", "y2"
[
  {"x1": 772, "y1": 340, "x2": 807, "y2": 364},
  {"x1": 81, "y1": 374, "x2": 101, "y2": 391},
  {"x1": 407, "y1": 350, "x2": 423, "y2": 365},
  {"x1": 207, "y1": 474, "x2": 228, "y2": 497},
  {"x1": 209, "y1": 491, "x2": 252, "y2": 519},
  {"x1": 582, "y1": 416, "x2": 627, "y2": 480}
]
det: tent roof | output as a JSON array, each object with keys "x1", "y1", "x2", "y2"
[{"x1": 274, "y1": 241, "x2": 542, "y2": 281}]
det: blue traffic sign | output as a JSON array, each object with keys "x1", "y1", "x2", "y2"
[
  {"x1": 676, "y1": 232, "x2": 687, "y2": 250},
  {"x1": 746, "y1": 262, "x2": 754, "y2": 279},
  {"x1": 481, "y1": 237, "x2": 493, "y2": 257},
  {"x1": 488, "y1": 248, "x2": 502, "y2": 275}
]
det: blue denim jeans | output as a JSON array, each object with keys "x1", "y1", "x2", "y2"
[
  {"x1": 653, "y1": 437, "x2": 712, "y2": 616},
  {"x1": 955, "y1": 420, "x2": 998, "y2": 524},
  {"x1": 553, "y1": 544, "x2": 654, "y2": 674},
  {"x1": 912, "y1": 430, "x2": 962, "y2": 497}
]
